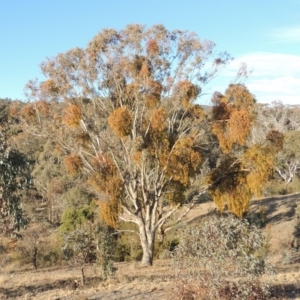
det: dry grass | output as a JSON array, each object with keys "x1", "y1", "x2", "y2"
[
  {"x1": 0, "y1": 261, "x2": 173, "y2": 300},
  {"x1": 1, "y1": 194, "x2": 300, "y2": 299}
]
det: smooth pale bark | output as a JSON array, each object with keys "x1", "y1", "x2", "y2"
[
  {"x1": 139, "y1": 225, "x2": 156, "y2": 266},
  {"x1": 24, "y1": 25, "x2": 231, "y2": 268}
]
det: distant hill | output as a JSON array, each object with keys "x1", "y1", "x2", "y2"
[{"x1": 200, "y1": 104, "x2": 212, "y2": 112}]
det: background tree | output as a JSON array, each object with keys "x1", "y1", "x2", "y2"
[
  {"x1": 9, "y1": 100, "x2": 95, "y2": 225},
  {"x1": 275, "y1": 130, "x2": 300, "y2": 185},
  {"x1": 61, "y1": 221, "x2": 115, "y2": 285},
  {"x1": 257, "y1": 101, "x2": 300, "y2": 133},
  {"x1": 0, "y1": 121, "x2": 30, "y2": 234},
  {"x1": 61, "y1": 222, "x2": 96, "y2": 286},
  {"x1": 30, "y1": 138, "x2": 93, "y2": 225},
  {"x1": 17, "y1": 223, "x2": 48, "y2": 271},
  {"x1": 250, "y1": 101, "x2": 300, "y2": 192},
  {"x1": 22, "y1": 24, "x2": 277, "y2": 266}
]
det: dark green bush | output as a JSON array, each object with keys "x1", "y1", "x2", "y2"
[
  {"x1": 59, "y1": 203, "x2": 95, "y2": 232},
  {"x1": 42, "y1": 250, "x2": 61, "y2": 267},
  {"x1": 245, "y1": 205, "x2": 267, "y2": 228},
  {"x1": 113, "y1": 222, "x2": 142, "y2": 262}
]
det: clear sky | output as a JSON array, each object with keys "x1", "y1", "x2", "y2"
[{"x1": 0, "y1": 0, "x2": 299, "y2": 105}]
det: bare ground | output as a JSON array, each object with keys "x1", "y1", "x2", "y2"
[{"x1": 1, "y1": 193, "x2": 300, "y2": 300}]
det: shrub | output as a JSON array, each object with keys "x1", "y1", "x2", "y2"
[
  {"x1": 59, "y1": 203, "x2": 95, "y2": 232},
  {"x1": 172, "y1": 214, "x2": 273, "y2": 300},
  {"x1": 291, "y1": 201, "x2": 300, "y2": 252},
  {"x1": 113, "y1": 222, "x2": 142, "y2": 262},
  {"x1": 245, "y1": 204, "x2": 267, "y2": 228},
  {"x1": 61, "y1": 221, "x2": 116, "y2": 285},
  {"x1": 156, "y1": 237, "x2": 180, "y2": 259},
  {"x1": 17, "y1": 224, "x2": 48, "y2": 271}
]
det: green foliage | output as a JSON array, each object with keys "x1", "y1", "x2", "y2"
[
  {"x1": 113, "y1": 243, "x2": 131, "y2": 262},
  {"x1": 0, "y1": 122, "x2": 31, "y2": 234},
  {"x1": 61, "y1": 221, "x2": 116, "y2": 283},
  {"x1": 42, "y1": 249, "x2": 61, "y2": 267},
  {"x1": 61, "y1": 223, "x2": 96, "y2": 263},
  {"x1": 59, "y1": 203, "x2": 95, "y2": 232},
  {"x1": 172, "y1": 214, "x2": 272, "y2": 300},
  {"x1": 30, "y1": 138, "x2": 93, "y2": 224},
  {"x1": 245, "y1": 205, "x2": 267, "y2": 228},
  {"x1": 95, "y1": 225, "x2": 117, "y2": 279},
  {"x1": 156, "y1": 237, "x2": 180, "y2": 259},
  {"x1": 0, "y1": 99, "x2": 12, "y2": 123},
  {"x1": 292, "y1": 201, "x2": 300, "y2": 249},
  {"x1": 114, "y1": 222, "x2": 142, "y2": 262},
  {"x1": 264, "y1": 177, "x2": 300, "y2": 197}
]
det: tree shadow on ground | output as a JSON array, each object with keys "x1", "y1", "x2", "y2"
[
  {"x1": 182, "y1": 193, "x2": 300, "y2": 227},
  {"x1": 251, "y1": 193, "x2": 300, "y2": 224},
  {"x1": 0, "y1": 276, "x2": 102, "y2": 299},
  {"x1": 271, "y1": 283, "x2": 300, "y2": 299}
]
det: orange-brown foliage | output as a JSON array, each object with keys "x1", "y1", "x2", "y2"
[
  {"x1": 211, "y1": 85, "x2": 255, "y2": 153},
  {"x1": 146, "y1": 39, "x2": 159, "y2": 55},
  {"x1": 76, "y1": 131, "x2": 90, "y2": 148},
  {"x1": 64, "y1": 153, "x2": 83, "y2": 175},
  {"x1": 133, "y1": 151, "x2": 142, "y2": 164},
  {"x1": 108, "y1": 107, "x2": 133, "y2": 138},
  {"x1": 9, "y1": 102, "x2": 21, "y2": 118},
  {"x1": 176, "y1": 80, "x2": 198, "y2": 108},
  {"x1": 266, "y1": 129, "x2": 284, "y2": 151},
  {"x1": 208, "y1": 143, "x2": 276, "y2": 217},
  {"x1": 88, "y1": 156, "x2": 122, "y2": 228},
  {"x1": 150, "y1": 108, "x2": 167, "y2": 132},
  {"x1": 164, "y1": 137, "x2": 201, "y2": 186},
  {"x1": 139, "y1": 63, "x2": 150, "y2": 78},
  {"x1": 143, "y1": 80, "x2": 162, "y2": 108},
  {"x1": 147, "y1": 130, "x2": 169, "y2": 156},
  {"x1": 40, "y1": 79, "x2": 59, "y2": 94},
  {"x1": 211, "y1": 185, "x2": 251, "y2": 218},
  {"x1": 228, "y1": 109, "x2": 251, "y2": 145},
  {"x1": 21, "y1": 104, "x2": 36, "y2": 122},
  {"x1": 211, "y1": 122, "x2": 233, "y2": 153},
  {"x1": 242, "y1": 145, "x2": 274, "y2": 197},
  {"x1": 145, "y1": 94, "x2": 159, "y2": 108},
  {"x1": 224, "y1": 84, "x2": 255, "y2": 110},
  {"x1": 99, "y1": 198, "x2": 119, "y2": 228},
  {"x1": 62, "y1": 104, "x2": 81, "y2": 127},
  {"x1": 188, "y1": 104, "x2": 205, "y2": 121},
  {"x1": 212, "y1": 101, "x2": 231, "y2": 121},
  {"x1": 207, "y1": 158, "x2": 251, "y2": 217},
  {"x1": 209, "y1": 85, "x2": 278, "y2": 216},
  {"x1": 36, "y1": 100, "x2": 50, "y2": 115}
]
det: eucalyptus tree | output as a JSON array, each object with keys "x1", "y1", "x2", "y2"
[
  {"x1": 0, "y1": 122, "x2": 30, "y2": 234},
  {"x1": 21, "y1": 24, "x2": 279, "y2": 265}
]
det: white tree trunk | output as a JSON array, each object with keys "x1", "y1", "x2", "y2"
[{"x1": 139, "y1": 224, "x2": 156, "y2": 266}]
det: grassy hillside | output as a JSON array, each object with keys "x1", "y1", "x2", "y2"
[{"x1": 1, "y1": 193, "x2": 300, "y2": 299}]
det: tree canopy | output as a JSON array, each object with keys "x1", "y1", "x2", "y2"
[
  {"x1": 20, "y1": 24, "x2": 281, "y2": 265},
  {"x1": 0, "y1": 121, "x2": 30, "y2": 234}
]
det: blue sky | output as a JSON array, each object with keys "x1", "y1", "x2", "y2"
[{"x1": 0, "y1": 0, "x2": 299, "y2": 105}]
